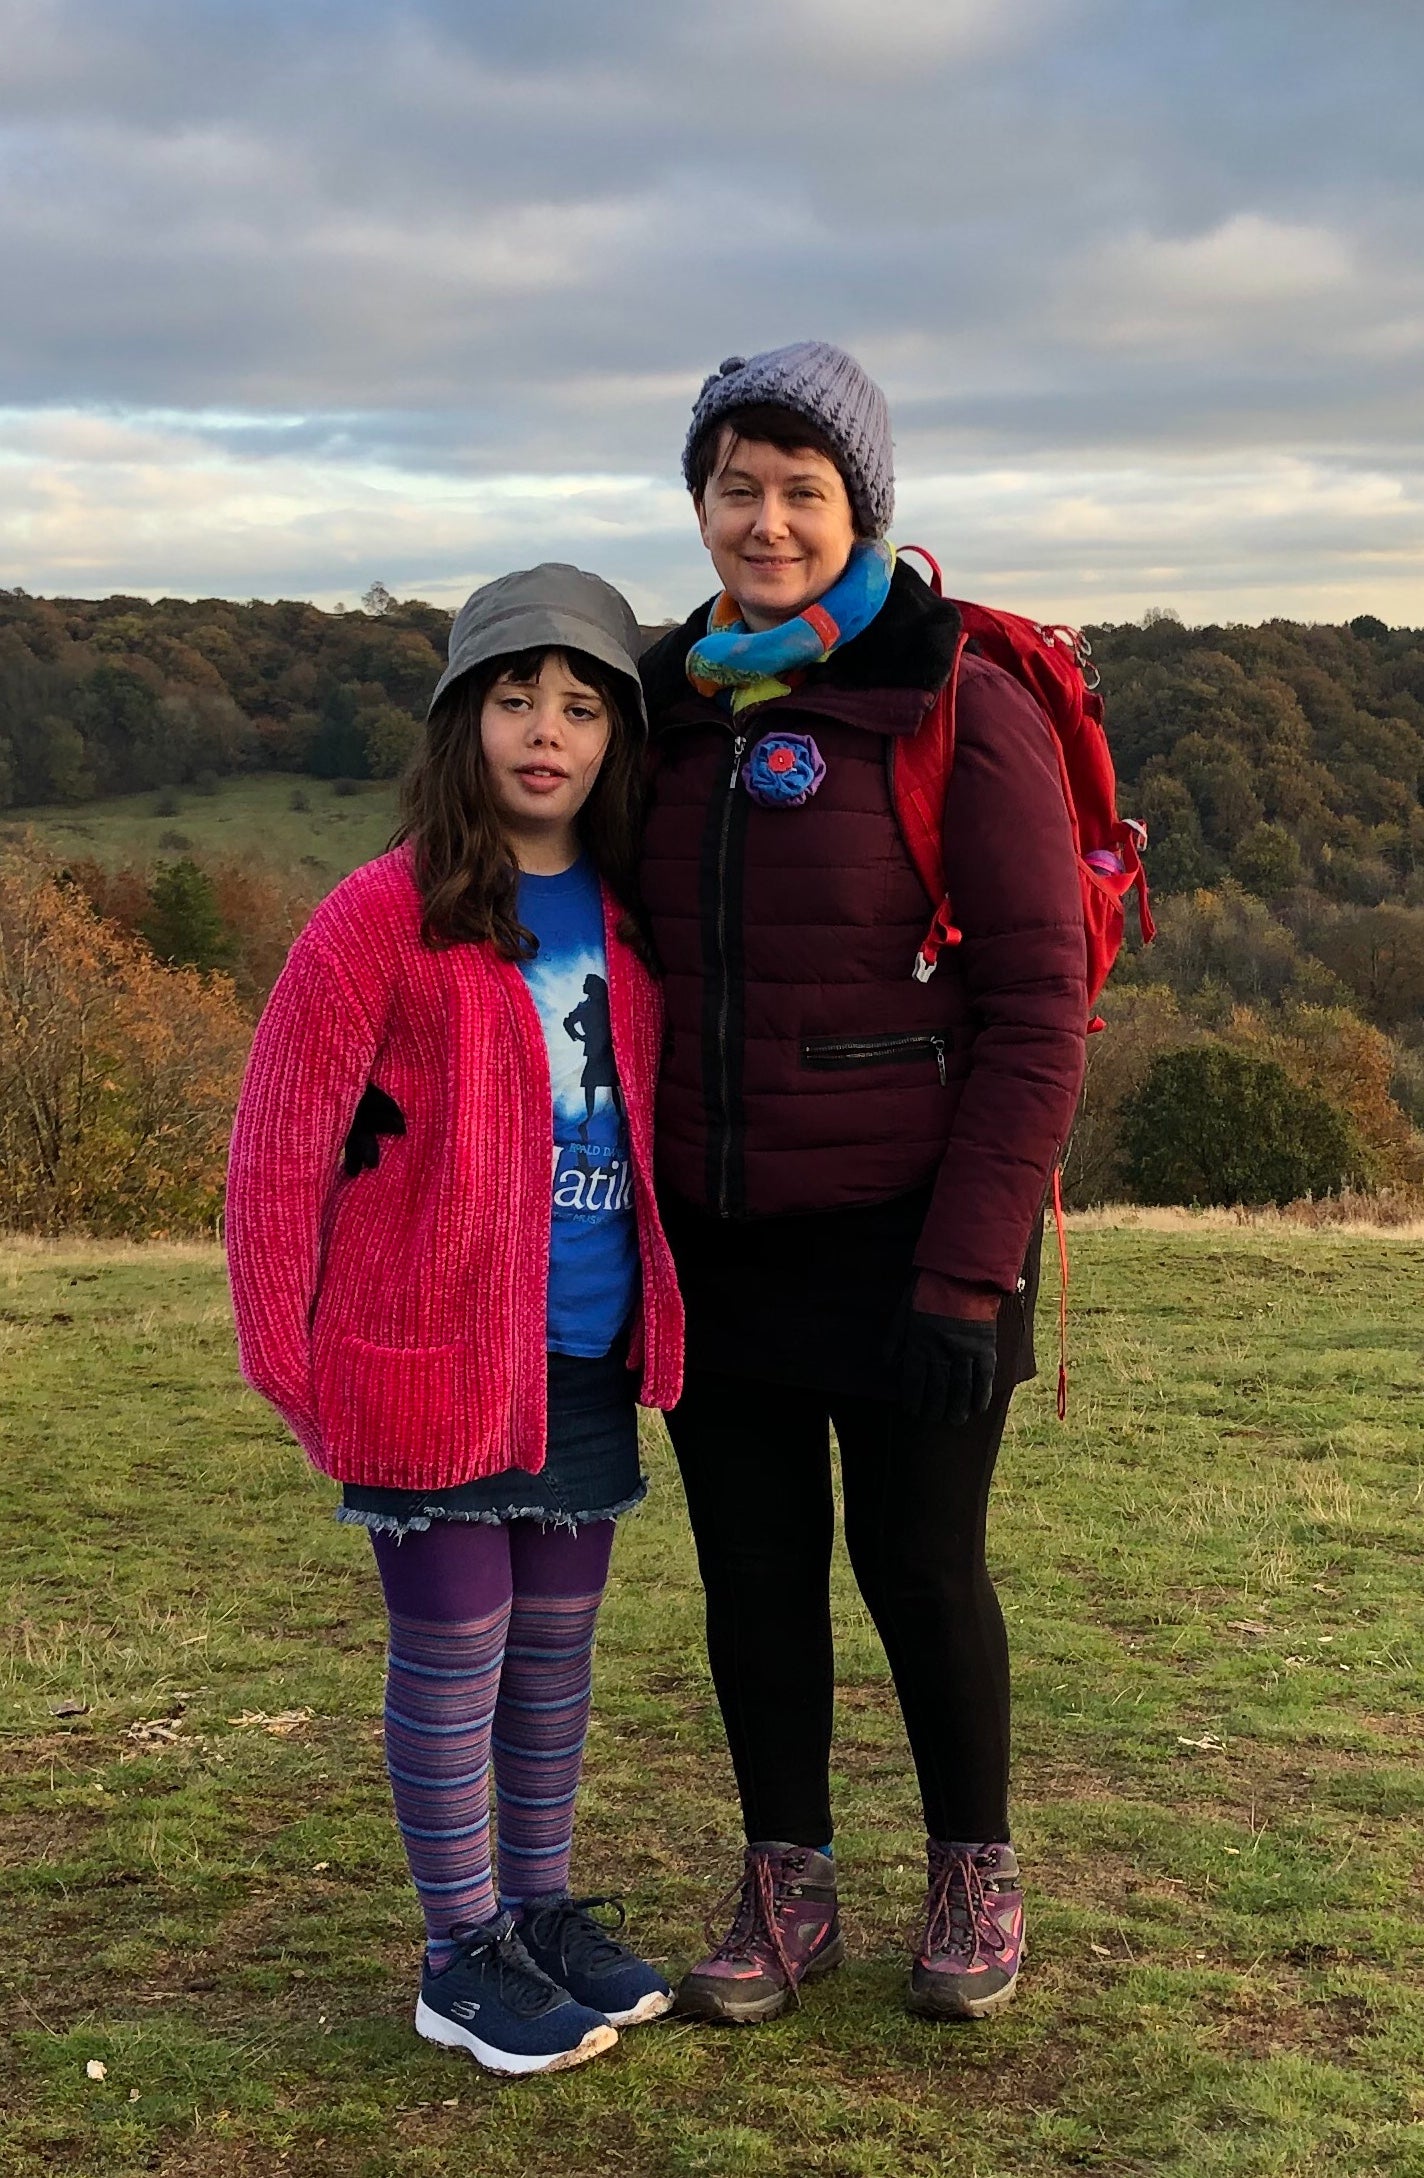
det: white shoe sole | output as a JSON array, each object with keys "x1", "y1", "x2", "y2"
[
  {"x1": 605, "y1": 1988, "x2": 674, "y2": 2028},
  {"x1": 415, "y1": 1997, "x2": 618, "y2": 2076}
]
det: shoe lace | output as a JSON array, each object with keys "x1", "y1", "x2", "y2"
[
  {"x1": 447, "y1": 1911, "x2": 564, "y2": 2019},
  {"x1": 524, "y1": 1894, "x2": 630, "y2": 1977},
  {"x1": 921, "y1": 1848, "x2": 1008, "y2": 1969},
  {"x1": 705, "y1": 1848, "x2": 803, "y2": 2006}
]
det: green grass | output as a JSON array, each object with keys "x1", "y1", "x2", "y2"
[
  {"x1": 2, "y1": 1227, "x2": 1423, "y2": 2177},
  {"x1": 3, "y1": 773, "x2": 400, "y2": 884}
]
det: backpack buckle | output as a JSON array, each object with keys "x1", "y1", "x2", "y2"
[{"x1": 913, "y1": 899, "x2": 961, "y2": 982}]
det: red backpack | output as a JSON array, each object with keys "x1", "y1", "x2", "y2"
[
  {"x1": 892, "y1": 548, "x2": 1155, "y2": 1415},
  {"x1": 891, "y1": 547, "x2": 1154, "y2": 1017}
]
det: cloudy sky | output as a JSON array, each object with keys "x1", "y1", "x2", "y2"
[{"x1": 2, "y1": 0, "x2": 1420, "y2": 624}]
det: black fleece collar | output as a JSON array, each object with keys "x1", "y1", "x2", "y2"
[{"x1": 641, "y1": 559, "x2": 962, "y2": 736}]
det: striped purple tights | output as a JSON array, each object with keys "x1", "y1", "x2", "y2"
[{"x1": 370, "y1": 1518, "x2": 615, "y2": 1970}]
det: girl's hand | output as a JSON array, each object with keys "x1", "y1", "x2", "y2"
[{"x1": 343, "y1": 1084, "x2": 406, "y2": 1176}]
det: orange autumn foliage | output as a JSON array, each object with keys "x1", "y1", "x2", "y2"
[
  {"x1": 1222, "y1": 1003, "x2": 1424, "y2": 1187},
  {"x1": 0, "y1": 840, "x2": 251, "y2": 1234},
  {"x1": 65, "y1": 853, "x2": 316, "y2": 1009},
  {"x1": 205, "y1": 858, "x2": 318, "y2": 1007}
]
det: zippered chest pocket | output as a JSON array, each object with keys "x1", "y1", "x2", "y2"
[{"x1": 801, "y1": 1032, "x2": 948, "y2": 1085}]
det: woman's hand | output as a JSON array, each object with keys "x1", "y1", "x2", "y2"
[{"x1": 898, "y1": 1283, "x2": 999, "y2": 1425}]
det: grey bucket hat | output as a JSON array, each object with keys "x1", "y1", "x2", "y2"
[{"x1": 428, "y1": 562, "x2": 648, "y2": 732}]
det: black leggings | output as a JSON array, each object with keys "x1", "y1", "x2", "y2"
[{"x1": 667, "y1": 1371, "x2": 1013, "y2": 1848}]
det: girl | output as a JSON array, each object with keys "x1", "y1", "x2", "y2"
[
  {"x1": 638, "y1": 345, "x2": 1088, "y2": 2022},
  {"x1": 227, "y1": 564, "x2": 684, "y2": 2076}
]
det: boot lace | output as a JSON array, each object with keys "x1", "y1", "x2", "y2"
[
  {"x1": 705, "y1": 1848, "x2": 803, "y2": 2005},
  {"x1": 921, "y1": 1848, "x2": 1008, "y2": 1969}
]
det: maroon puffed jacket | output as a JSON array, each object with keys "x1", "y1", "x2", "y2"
[{"x1": 639, "y1": 561, "x2": 1088, "y2": 1297}]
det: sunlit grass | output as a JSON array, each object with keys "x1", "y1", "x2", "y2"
[
  {"x1": 3, "y1": 771, "x2": 399, "y2": 885},
  {"x1": 1, "y1": 1231, "x2": 1422, "y2": 2176}
]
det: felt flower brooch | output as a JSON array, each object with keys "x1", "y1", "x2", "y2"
[{"x1": 743, "y1": 732, "x2": 827, "y2": 808}]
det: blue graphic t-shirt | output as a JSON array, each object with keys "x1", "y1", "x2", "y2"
[{"x1": 516, "y1": 858, "x2": 639, "y2": 1358}]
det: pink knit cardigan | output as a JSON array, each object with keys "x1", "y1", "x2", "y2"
[{"x1": 226, "y1": 848, "x2": 684, "y2": 1490}]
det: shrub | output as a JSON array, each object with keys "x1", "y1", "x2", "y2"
[
  {"x1": 156, "y1": 829, "x2": 192, "y2": 850},
  {"x1": 1121, "y1": 1044, "x2": 1365, "y2": 1206},
  {"x1": 288, "y1": 787, "x2": 311, "y2": 813},
  {"x1": 153, "y1": 787, "x2": 181, "y2": 817},
  {"x1": 0, "y1": 845, "x2": 250, "y2": 1234}
]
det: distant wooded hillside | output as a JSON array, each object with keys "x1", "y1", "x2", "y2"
[
  {"x1": 2, "y1": 586, "x2": 1422, "y2": 1223},
  {"x1": 3, "y1": 588, "x2": 1420, "y2": 910},
  {"x1": 0, "y1": 586, "x2": 450, "y2": 802},
  {"x1": 1091, "y1": 609, "x2": 1424, "y2": 912}
]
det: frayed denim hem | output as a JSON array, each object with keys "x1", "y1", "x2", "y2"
[{"x1": 334, "y1": 1476, "x2": 648, "y2": 1541}]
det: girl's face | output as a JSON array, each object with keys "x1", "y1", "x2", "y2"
[
  {"x1": 480, "y1": 654, "x2": 612, "y2": 866},
  {"x1": 696, "y1": 430, "x2": 858, "y2": 631}
]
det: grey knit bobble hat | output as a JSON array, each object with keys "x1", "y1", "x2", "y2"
[
  {"x1": 428, "y1": 562, "x2": 647, "y2": 731},
  {"x1": 682, "y1": 340, "x2": 894, "y2": 537}
]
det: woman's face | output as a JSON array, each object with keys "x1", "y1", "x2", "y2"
[
  {"x1": 480, "y1": 653, "x2": 612, "y2": 858},
  {"x1": 696, "y1": 431, "x2": 858, "y2": 631}
]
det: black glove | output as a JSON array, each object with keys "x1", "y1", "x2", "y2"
[
  {"x1": 898, "y1": 1311, "x2": 998, "y2": 1426},
  {"x1": 343, "y1": 1084, "x2": 406, "y2": 1178}
]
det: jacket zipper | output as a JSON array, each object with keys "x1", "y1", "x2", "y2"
[
  {"x1": 802, "y1": 1031, "x2": 948, "y2": 1085},
  {"x1": 714, "y1": 732, "x2": 748, "y2": 1213}
]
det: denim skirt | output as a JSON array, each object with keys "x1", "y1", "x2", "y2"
[{"x1": 336, "y1": 1340, "x2": 644, "y2": 1538}]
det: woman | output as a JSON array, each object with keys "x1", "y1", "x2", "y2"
[
  {"x1": 639, "y1": 343, "x2": 1088, "y2": 2022},
  {"x1": 228, "y1": 564, "x2": 683, "y2": 2075}
]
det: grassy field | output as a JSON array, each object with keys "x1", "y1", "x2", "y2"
[
  {"x1": 3, "y1": 774, "x2": 400, "y2": 885},
  {"x1": 2, "y1": 1226, "x2": 1423, "y2": 2178}
]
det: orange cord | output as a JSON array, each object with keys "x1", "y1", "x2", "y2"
[{"x1": 1052, "y1": 1164, "x2": 1069, "y2": 1420}]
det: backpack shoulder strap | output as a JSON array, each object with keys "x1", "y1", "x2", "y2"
[
  {"x1": 891, "y1": 545, "x2": 964, "y2": 981},
  {"x1": 889, "y1": 644, "x2": 966, "y2": 982}
]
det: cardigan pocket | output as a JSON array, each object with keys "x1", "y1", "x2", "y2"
[{"x1": 313, "y1": 1333, "x2": 465, "y2": 1479}]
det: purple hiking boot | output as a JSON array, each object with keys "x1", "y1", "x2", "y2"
[
  {"x1": 908, "y1": 1840, "x2": 1025, "y2": 2020},
  {"x1": 675, "y1": 1844, "x2": 844, "y2": 2024}
]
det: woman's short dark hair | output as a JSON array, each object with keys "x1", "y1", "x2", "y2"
[
  {"x1": 686, "y1": 402, "x2": 852, "y2": 508},
  {"x1": 393, "y1": 645, "x2": 648, "y2": 959}
]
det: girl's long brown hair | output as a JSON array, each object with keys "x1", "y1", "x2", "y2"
[{"x1": 393, "y1": 645, "x2": 649, "y2": 959}]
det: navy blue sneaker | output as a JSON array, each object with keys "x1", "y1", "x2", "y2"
[
  {"x1": 518, "y1": 1894, "x2": 673, "y2": 2028},
  {"x1": 415, "y1": 1912, "x2": 618, "y2": 2076}
]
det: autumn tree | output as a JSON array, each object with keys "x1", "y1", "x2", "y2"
[
  {"x1": 1309, "y1": 906, "x2": 1424, "y2": 1032},
  {"x1": 361, "y1": 703, "x2": 422, "y2": 780},
  {"x1": 1231, "y1": 821, "x2": 1303, "y2": 901},
  {"x1": 1115, "y1": 881, "x2": 1345, "y2": 1012},
  {"x1": 1222, "y1": 1003, "x2": 1424, "y2": 1186},
  {"x1": 1060, "y1": 984, "x2": 1203, "y2": 1206},
  {"x1": 65, "y1": 853, "x2": 313, "y2": 1010},
  {"x1": 0, "y1": 842, "x2": 250, "y2": 1233}
]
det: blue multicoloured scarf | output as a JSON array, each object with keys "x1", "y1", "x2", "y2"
[{"x1": 687, "y1": 538, "x2": 895, "y2": 715}]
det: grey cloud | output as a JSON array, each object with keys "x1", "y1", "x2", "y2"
[{"x1": 0, "y1": 0, "x2": 1420, "y2": 611}]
